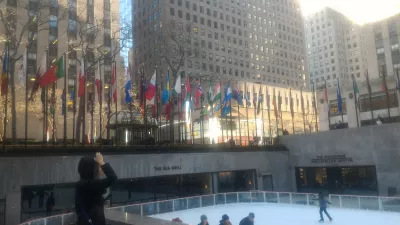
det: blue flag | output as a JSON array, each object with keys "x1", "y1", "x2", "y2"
[
  {"x1": 161, "y1": 71, "x2": 170, "y2": 105},
  {"x1": 337, "y1": 79, "x2": 342, "y2": 113},
  {"x1": 221, "y1": 100, "x2": 231, "y2": 117},
  {"x1": 125, "y1": 79, "x2": 132, "y2": 103},
  {"x1": 232, "y1": 87, "x2": 243, "y2": 106}
]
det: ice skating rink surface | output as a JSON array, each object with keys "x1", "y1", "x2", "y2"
[{"x1": 151, "y1": 203, "x2": 400, "y2": 225}]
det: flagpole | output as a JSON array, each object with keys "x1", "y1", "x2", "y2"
[
  {"x1": 311, "y1": 82, "x2": 318, "y2": 132},
  {"x1": 72, "y1": 72, "x2": 76, "y2": 145},
  {"x1": 290, "y1": 89, "x2": 294, "y2": 134},
  {"x1": 180, "y1": 78, "x2": 183, "y2": 145},
  {"x1": 62, "y1": 53, "x2": 68, "y2": 145},
  {"x1": 245, "y1": 83, "x2": 250, "y2": 145},
  {"x1": 99, "y1": 62, "x2": 103, "y2": 146},
  {"x1": 229, "y1": 80, "x2": 233, "y2": 143},
  {"x1": 24, "y1": 46, "x2": 28, "y2": 147},
  {"x1": 352, "y1": 75, "x2": 360, "y2": 127},
  {"x1": 2, "y1": 44, "x2": 9, "y2": 151},
  {"x1": 300, "y1": 87, "x2": 306, "y2": 132},
  {"x1": 52, "y1": 81, "x2": 56, "y2": 143},
  {"x1": 43, "y1": 49, "x2": 49, "y2": 145},
  {"x1": 129, "y1": 66, "x2": 133, "y2": 145},
  {"x1": 273, "y1": 88, "x2": 279, "y2": 138},
  {"x1": 279, "y1": 91, "x2": 283, "y2": 133},
  {"x1": 200, "y1": 78, "x2": 205, "y2": 145},
  {"x1": 381, "y1": 66, "x2": 391, "y2": 119},
  {"x1": 237, "y1": 82, "x2": 242, "y2": 146},
  {"x1": 81, "y1": 58, "x2": 86, "y2": 145},
  {"x1": 266, "y1": 88, "x2": 272, "y2": 144},
  {"x1": 261, "y1": 85, "x2": 265, "y2": 146},
  {"x1": 218, "y1": 77, "x2": 223, "y2": 143},
  {"x1": 113, "y1": 61, "x2": 118, "y2": 146}
]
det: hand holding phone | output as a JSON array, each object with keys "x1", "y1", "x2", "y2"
[{"x1": 94, "y1": 152, "x2": 105, "y2": 166}]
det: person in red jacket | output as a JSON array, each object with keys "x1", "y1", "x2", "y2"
[{"x1": 75, "y1": 153, "x2": 117, "y2": 225}]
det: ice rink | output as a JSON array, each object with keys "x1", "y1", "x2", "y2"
[{"x1": 151, "y1": 203, "x2": 400, "y2": 225}]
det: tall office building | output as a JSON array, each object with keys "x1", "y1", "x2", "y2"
[
  {"x1": 305, "y1": 8, "x2": 367, "y2": 88},
  {"x1": 132, "y1": 0, "x2": 308, "y2": 89},
  {"x1": 363, "y1": 13, "x2": 400, "y2": 79},
  {"x1": 120, "y1": 0, "x2": 134, "y2": 68},
  {"x1": 0, "y1": 0, "x2": 122, "y2": 140}
]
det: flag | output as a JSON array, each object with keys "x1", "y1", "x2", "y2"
[
  {"x1": 39, "y1": 55, "x2": 64, "y2": 87},
  {"x1": 221, "y1": 84, "x2": 232, "y2": 117},
  {"x1": 125, "y1": 77, "x2": 132, "y2": 104},
  {"x1": 233, "y1": 87, "x2": 244, "y2": 106},
  {"x1": 213, "y1": 81, "x2": 221, "y2": 103},
  {"x1": 184, "y1": 76, "x2": 191, "y2": 100},
  {"x1": 244, "y1": 90, "x2": 251, "y2": 107},
  {"x1": 380, "y1": 66, "x2": 387, "y2": 92},
  {"x1": 30, "y1": 55, "x2": 46, "y2": 100},
  {"x1": 253, "y1": 86, "x2": 257, "y2": 109},
  {"x1": 1, "y1": 48, "x2": 8, "y2": 96},
  {"x1": 164, "y1": 102, "x2": 172, "y2": 120},
  {"x1": 78, "y1": 59, "x2": 85, "y2": 97},
  {"x1": 273, "y1": 90, "x2": 278, "y2": 118},
  {"x1": 95, "y1": 63, "x2": 101, "y2": 103},
  {"x1": 195, "y1": 79, "x2": 204, "y2": 107},
  {"x1": 111, "y1": 63, "x2": 117, "y2": 103},
  {"x1": 145, "y1": 70, "x2": 156, "y2": 100},
  {"x1": 266, "y1": 87, "x2": 270, "y2": 109},
  {"x1": 208, "y1": 79, "x2": 213, "y2": 105},
  {"x1": 257, "y1": 86, "x2": 263, "y2": 115},
  {"x1": 161, "y1": 70, "x2": 170, "y2": 105},
  {"x1": 174, "y1": 74, "x2": 182, "y2": 94},
  {"x1": 337, "y1": 79, "x2": 343, "y2": 113},
  {"x1": 18, "y1": 49, "x2": 26, "y2": 87}
]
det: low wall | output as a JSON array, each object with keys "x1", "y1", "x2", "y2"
[{"x1": 280, "y1": 123, "x2": 400, "y2": 196}]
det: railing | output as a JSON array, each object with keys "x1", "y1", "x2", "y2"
[{"x1": 19, "y1": 191, "x2": 400, "y2": 225}]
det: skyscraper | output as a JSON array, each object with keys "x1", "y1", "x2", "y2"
[
  {"x1": 132, "y1": 0, "x2": 308, "y2": 89},
  {"x1": 305, "y1": 8, "x2": 367, "y2": 88},
  {"x1": 120, "y1": 0, "x2": 134, "y2": 68}
]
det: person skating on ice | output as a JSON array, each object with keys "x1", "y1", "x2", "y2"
[
  {"x1": 219, "y1": 214, "x2": 232, "y2": 225},
  {"x1": 239, "y1": 213, "x2": 255, "y2": 225},
  {"x1": 315, "y1": 192, "x2": 333, "y2": 222},
  {"x1": 199, "y1": 215, "x2": 209, "y2": 225}
]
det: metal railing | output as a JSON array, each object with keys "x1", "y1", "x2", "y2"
[{"x1": 19, "y1": 191, "x2": 400, "y2": 225}]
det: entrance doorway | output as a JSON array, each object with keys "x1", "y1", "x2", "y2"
[{"x1": 262, "y1": 175, "x2": 273, "y2": 191}]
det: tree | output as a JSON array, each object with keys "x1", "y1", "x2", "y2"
[
  {"x1": 157, "y1": 22, "x2": 197, "y2": 142},
  {"x1": 69, "y1": 3, "x2": 132, "y2": 143},
  {"x1": 0, "y1": 0, "x2": 67, "y2": 143}
]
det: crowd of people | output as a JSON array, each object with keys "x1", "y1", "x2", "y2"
[{"x1": 172, "y1": 213, "x2": 255, "y2": 225}]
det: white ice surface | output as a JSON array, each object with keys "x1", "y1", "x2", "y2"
[{"x1": 151, "y1": 203, "x2": 400, "y2": 225}]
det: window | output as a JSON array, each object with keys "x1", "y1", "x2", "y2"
[
  {"x1": 193, "y1": 15, "x2": 197, "y2": 23},
  {"x1": 185, "y1": 0, "x2": 189, "y2": 9},
  {"x1": 178, "y1": 10, "x2": 182, "y2": 18},
  {"x1": 170, "y1": 8, "x2": 175, "y2": 16},
  {"x1": 186, "y1": 13, "x2": 190, "y2": 20}
]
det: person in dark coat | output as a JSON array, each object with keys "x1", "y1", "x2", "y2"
[
  {"x1": 239, "y1": 212, "x2": 255, "y2": 225},
  {"x1": 198, "y1": 215, "x2": 209, "y2": 225},
  {"x1": 219, "y1": 214, "x2": 231, "y2": 225},
  {"x1": 75, "y1": 152, "x2": 117, "y2": 225},
  {"x1": 46, "y1": 192, "x2": 55, "y2": 216},
  {"x1": 316, "y1": 192, "x2": 333, "y2": 222}
]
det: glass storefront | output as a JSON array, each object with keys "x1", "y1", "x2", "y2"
[
  {"x1": 296, "y1": 166, "x2": 378, "y2": 196},
  {"x1": 218, "y1": 170, "x2": 256, "y2": 193}
]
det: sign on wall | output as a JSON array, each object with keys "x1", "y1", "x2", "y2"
[
  {"x1": 311, "y1": 155, "x2": 353, "y2": 164},
  {"x1": 154, "y1": 165, "x2": 182, "y2": 171}
]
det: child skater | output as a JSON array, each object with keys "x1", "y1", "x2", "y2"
[{"x1": 316, "y1": 192, "x2": 333, "y2": 222}]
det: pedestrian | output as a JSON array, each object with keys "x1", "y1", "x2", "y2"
[
  {"x1": 199, "y1": 215, "x2": 209, "y2": 225},
  {"x1": 239, "y1": 213, "x2": 255, "y2": 225},
  {"x1": 219, "y1": 214, "x2": 231, "y2": 225},
  {"x1": 315, "y1": 192, "x2": 333, "y2": 222},
  {"x1": 46, "y1": 192, "x2": 55, "y2": 216},
  {"x1": 75, "y1": 152, "x2": 118, "y2": 225}
]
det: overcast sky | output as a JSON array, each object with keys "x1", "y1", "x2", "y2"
[{"x1": 299, "y1": 0, "x2": 400, "y2": 24}]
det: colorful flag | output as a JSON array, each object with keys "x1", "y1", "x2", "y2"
[
  {"x1": 1, "y1": 48, "x2": 8, "y2": 96},
  {"x1": 78, "y1": 59, "x2": 85, "y2": 97},
  {"x1": 111, "y1": 63, "x2": 117, "y2": 103},
  {"x1": 213, "y1": 81, "x2": 221, "y2": 103},
  {"x1": 244, "y1": 90, "x2": 251, "y2": 107},
  {"x1": 352, "y1": 75, "x2": 359, "y2": 102},
  {"x1": 29, "y1": 54, "x2": 46, "y2": 100},
  {"x1": 184, "y1": 75, "x2": 191, "y2": 100},
  {"x1": 208, "y1": 79, "x2": 213, "y2": 105},
  {"x1": 145, "y1": 70, "x2": 156, "y2": 100},
  {"x1": 125, "y1": 69, "x2": 132, "y2": 103},
  {"x1": 18, "y1": 48, "x2": 26, "y2": 87},
  {"x1": 95, "y1": 63, "x2": 102, "y2": 103},
  {"x1": 195, "y1": 79, "x2": 204, "y2": 107},
  {"x1": 253, "y1": 86, "x2": 257, "y2": 109},
  {"x1": 233, "y1": 86, "x2": 244, "y2": 106},
  {"x1": 39, "y1": 55, "x2": 64, "y2": 87},
  {"x1": 161, "y1": 70, "x2": 170, "y2": 105},
  {"x1": 221, "y1": 84, "x2": 232, "y2": 117},
  {"x1": 337, "y1": 79, "x2": 343, "y2": 113},
  {"x1": 174, "y1": 74, "x2": 182, "y2": 94}
]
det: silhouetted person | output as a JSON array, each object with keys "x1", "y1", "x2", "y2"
[
  {"x1": 75, "y1": 152, "x2": 117, "y2": 225},
  {"x1": 46, "y1": 192, "x2": 55, "y2": 216},
  {"x1": 22, "y1": 189, "x2": 35, "y2": 209},
  {"x1": 239, "y1": 213, "x2": 255, "y2": 225},
  {"x1": 36, "y1": 189, "x2": 48, "y2": 208}
]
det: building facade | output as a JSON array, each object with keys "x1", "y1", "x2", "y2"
[
  {"x1": 0, "y1": 0, "x2": 124, "y2": 141},
  {"x1": 363, "y1": 13, "x2": 400, "y2": 79},
  {"x1": 305, "y1": 8, "x2": 368, "y2": 88},
  {"x1": 120, "y1": 0, "x2": 134, "y2": 68},
  {"x1": 132, "y1": 0, "x2": 308, "y2": 89}
]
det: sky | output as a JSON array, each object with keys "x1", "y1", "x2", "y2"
[{"x1": 299, "y1": 0, "x2": 400, "y2": 24}]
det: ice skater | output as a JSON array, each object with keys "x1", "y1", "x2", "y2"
[
  {"x1": 315, "y1": 192, "x2": 333, "y2": 222},
  {"x1": 199, "y1": 215, "x2": 209, "y2": 225},
  {"x1": 239, "y1": 212, "x2": 255, "y2": 225}
]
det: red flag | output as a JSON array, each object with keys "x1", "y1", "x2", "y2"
[
  {"x1": 78, "y1": 59, "x2": 85, "y2": 97},
  {"x1": 195, "y1": 80, "x2": 204, "y2": 107},
  {"x1": 111, "y1": 63, "x2": 117, "y2": 103},
  {"x1": 39, "y1": 65, "x2": 57, "y2": 88},
  {"x1": 165, "y1": 102, "x2": 171, "y2": 120},
  {"x1": 145, "y1": 71, "x2": 156, "y2": 100}
]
